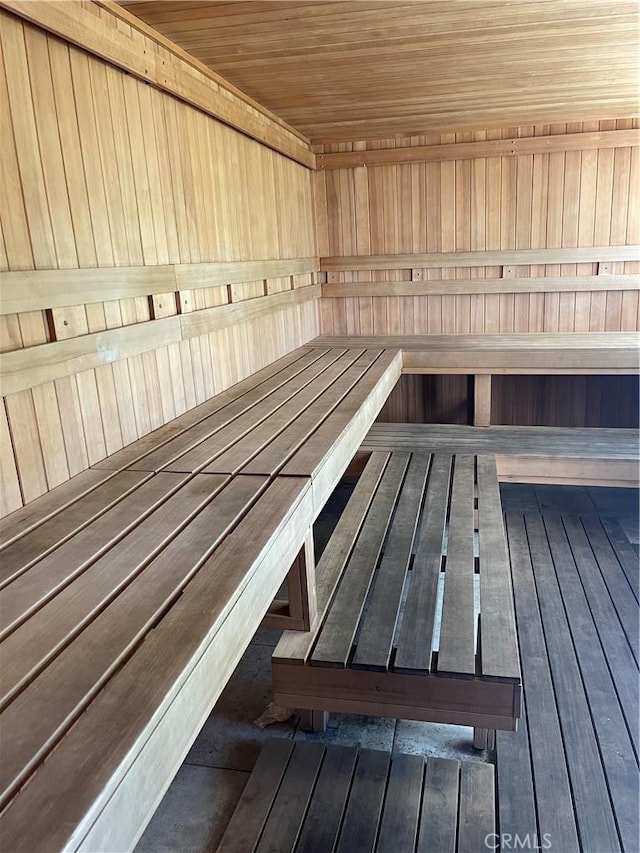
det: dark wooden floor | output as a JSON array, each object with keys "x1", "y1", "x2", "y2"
[{"x1": 497, "y1": 484, "x2": 639, "y2": 853}]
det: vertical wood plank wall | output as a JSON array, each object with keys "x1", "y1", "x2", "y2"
[
  {"x1": 315, "y1": 124, "x2": 640, "y2": 335},
  {"x1": 379, "y1": 374, "x2": 639, "y2": 428},
  {"x1": 0, "y1": 6, "x2": 318, "y2": 516}
]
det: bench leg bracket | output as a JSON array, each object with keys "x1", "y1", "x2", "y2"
[
  {"x1": 298, "y1": 709, "x2": 328, "y2": 732},
  {"x1": 473, "y1": 727, "x2": 496, "y2": 751}
]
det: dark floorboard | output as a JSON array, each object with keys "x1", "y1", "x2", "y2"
[
  {"x1": 498, "y1": 498, "x2": 639, "y2": 853},
  {"x1": 137, "y1": 483, "x2": 639, "y2": 853}
]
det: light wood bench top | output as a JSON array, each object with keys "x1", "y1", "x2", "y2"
[
  {"x1": 95, "y1": 345, "x2": 401, "y2": 513},
  {"x1": 217, "y1": 738, "x2": 495, "y2": 853},
  {"x1": 362, "y1": 424, "x2": 640, "y2": 489},
  {"x1": 0, "y1": 471, "x2": 313, "y2": 852},
  {"x1": 309, "y1": 332, "x2": 640, "y2": 373},
  {"x1": 363, "y1": 424, "x2": 640, "y2": 459},
  {"x1": 273, "y1": 451, "x2": 521, "y2": 734}
]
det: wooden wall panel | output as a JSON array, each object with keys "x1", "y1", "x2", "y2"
[
  {"x1": 377, "y1": 374, "x2": 639, "y2": 429},
  {"x1": 492, "y1": 375, "x2": 640, "y2": 429},
  {"x1": 376, "y1": 375, "x2": 471, "y2": 425},
  {"x1": 316, "y1": 123, "x2": 640, "y2": 335},
  {"x1": 0, "y1": 6, "x2": 318, "y2": 516}
]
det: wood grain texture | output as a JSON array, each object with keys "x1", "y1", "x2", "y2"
[
  {"x1": 0, "y1": 0, "x2": 313, "y2": 166},
  {"x1": 318, "y1": 129, "x2": 640, "y2": 169},
  {"x1": 0, "y1": 7, "x2": 318, "y2": 515},
  {"x1": 1, "y1": 258, "x2": 318, "y2": 314},
  {"x1": 0, "y1": 474, "x2": 314, "y2": 852},
  {"x1": 322, "y1": 275, "x2": 639, "y2": 297},
  {"x1": 116, "y1": 1, "x2": 639, "y2": 142},
  {"x1": 316, "y1": 125, "x2": 640, "y2": 336}
]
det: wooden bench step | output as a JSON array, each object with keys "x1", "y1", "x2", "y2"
[
  {"x1": 273, "y1": 450, "x2": 521, "y2": 736},
  {"x1": 217, "y1": 739, "x2": 495, "y2": 853}
]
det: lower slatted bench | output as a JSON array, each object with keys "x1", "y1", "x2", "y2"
[
  {"x1": 273, "y1": 450, "x2": 522, "y2": 747},
  {"x1": 217, "y1": 738, "x2": 495, "y2": 853}
]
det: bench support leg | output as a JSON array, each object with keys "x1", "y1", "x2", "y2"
[
  {"x1": 298, "y1": 709, "x2": 328, "y2": 733},
  {"x1": 474, "y1": 374, "x2": 492, "y2": 426},
  {"x1": 262, "y1": 530, "x2": 317, "y2": 631},
  {"x1": 286, "y1": 530, "x2": 317, "y2": 631},
  {"x1": 473, "y1": 727, "x2": 496, "y2": 751}
]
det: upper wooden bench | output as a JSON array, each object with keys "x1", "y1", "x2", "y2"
[
  {"x1": 273, "y1": 450, "x2": 521, "y2": 744},
  {"x1": 94, "y1": 345, "x2": 401, "y2": 514},
  {"x1": 0, "y1": 471, "x2": 313, "y2": 852},
  {"x1": 309, "y1": 332, "x2": 640, "y2": 374},
  {"x1": 0, "y1": 344, "x2": 401, "y2": 852},
  {"x1": 312, "y1": 331, "x2": 640, "y2": 431}
]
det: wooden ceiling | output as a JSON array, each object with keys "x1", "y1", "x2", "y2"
[{"x1": 119, "y1": 1, "x2": 640, "y2": 143}]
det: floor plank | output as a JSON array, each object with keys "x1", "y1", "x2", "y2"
[{"x1": 500, "y1": 507, "x2": 639, "y2": 853}]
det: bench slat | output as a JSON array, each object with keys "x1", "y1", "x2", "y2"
[
  {"x1": 417, "y1": 758, "x2": 460, "y2": 853},
  {"x1": 458, "y1": 762, "x2": 495, "y2": 853},
  {"x1": 255, "y1": 742, "x2": 325, "y2": 853},
  {"x1": 0, "y1": 471, "x2": 148, "y2": 585},
  {"x1": 281, "y1": 349, "x2": 401, "y2": 480},
  {"x1": 217, "y1": 738, "x2": 295, "y2": 853},
  {"x1": 273, "y1": 451, "x2": 390, "y2": 666},
  {"x1": 0, "y1": 475, "x2": 267, "y2": 807},
  {"x1": 242, "y1": 350, "x2": 381, "y2": 477},
  {"x1": 0, "y1": 474, "x2": 229, "y2": 707},
  {"x1": 336, "y1": 749, "x2": 391, "y2": 853},
  {"x1": 376, "y1": 752, "x2": 424, "y2": 853},
  {"x1": 0, "y1": 472, "x2": 187, "y2": 635},
  {"x1": 394, "y1": 453, "x2": 452, "y2": 674},
  {"x1": 294, "y1": 745, "x2": 357, "y2": 853},
  {"x1": 477, "y1": 455, "x2": 520, "y2": 681},
  {"x1": 437, "y1": 455, "x2": 476, "y2": 677},
  {"x1": 352, "y1": 453, "x2": 430, "y2": 671},
  {"x1": 94, "y1": 348, "x2": 326, "y2": 472},
  {"x1": 205, "y1": 350, "x2": 363, "y2": 475},
  {"x1": 0, "y1": 469, "x2": 115, "y2": 550},
  {"x1": 309, "y1": 453, "x2": 409, "y2": 667},
  {"x1": 164, "y1": 351, "x2": 347, "y2": 474}
]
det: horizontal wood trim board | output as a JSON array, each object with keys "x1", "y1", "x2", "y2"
[
  {"x1": 322, "y1": 275, "x2": 640, "y2": 298},
  {"x1": 496, "y1": 456, "x2": 639, "y2": 487},
  {"x1": 0, "y1": 1, "x2": 314, "y2": 168},
  {"x1": 318, "y1": 129, "x2": 640, "y2": 169},
  {"x1": 321, "y1": 246, "x2": 640, "y2": 272},
  {"x1": 174, "y1": 258, "x2": 318, "y2": 290},
  {"x1": 0, "y1": 285, "x2": 320, "y2": 395},
  {"x1": 0, "y1": 258, "x2": 319, "y2": 314},
  {"x1": 180, "y1": 284, "x2": 321, "y2": 338}
]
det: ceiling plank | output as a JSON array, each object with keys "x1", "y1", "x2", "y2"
[{"x1": 116, "y1": 0, "x2": 639, "y2": 142}]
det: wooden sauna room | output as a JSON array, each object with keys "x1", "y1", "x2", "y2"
[{"x1": 0, "y1": 2, "x2": 638, "y2": 851}]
